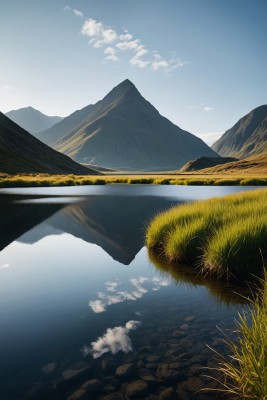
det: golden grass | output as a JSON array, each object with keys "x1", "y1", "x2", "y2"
[{"x1": 0, "y1": 173, "x2": 267, "y2": 187}]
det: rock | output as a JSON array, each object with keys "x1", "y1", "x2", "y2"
[
  {"x1": 102, "y1": 393, "x2": 124, "y2": 400},
  {"x1": 141, "y1": 374, "x2": 162, "y2": 389},
  {"x1": 81, "y1": 379, "x2": 102, "y2": 393},
  {"x1": 138, "y1": 369, "x2": 153, "y2": 377},
  {"x1": 67, "y1": 389, "x2": 86, "y2": 400},
  {"x1": 137, "y1": 360, "x2": 145, "y2": 368},
  {"x1": 116, "y1": 363, "x2": 136, "y2": 379},
  {"x1": 146, "y1": 363, "x2": 157, "y2": 370},
  {"x1": 156, "y1": 364, "x2": 181, "y2": 382},
  {"x1": 168, "y1": 362, "x2": 180, "y2": 370},
  {"x1": 159, "y1": 387, "x2": 175, "y2": 400},
  {"x1": 62, "y1": 362, "x2": 89, "y2": 381},
  {"x1": 181, "y1": 376, "x2": 204, "y2": 393},
  {"x1": 125, "y1": 380, "x2": 148, "y2": 398},
  {"x1": 41, "y1": 362, "x2": 57, "y2": 374},
  {"x1": 146, "y1": 355, "x2": 160, "y2": 363},
  {"x1": 102, "y1": 385, "x2": 116, "y2": 394},
  {"x1": 179, "y1": 324, "x2": 189, "y2": 331}
]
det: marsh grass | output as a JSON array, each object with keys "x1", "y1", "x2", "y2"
[
  {"x1": 208, "y1": 272, "x2": 267, "y2": 399},
  {"x1": 1, "y1": 173, "x2": 267, "y2": 187},
  {"x1": 146, "y1": 189, "x2": 267, "y2": 280}
]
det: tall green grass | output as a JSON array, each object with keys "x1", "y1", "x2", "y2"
[
  {"x1": 146, "y1": 189, "x2": 267, "y2": 280},
  {"x1": 213, "y1": 272, "x2": 267, "y2": 399}
]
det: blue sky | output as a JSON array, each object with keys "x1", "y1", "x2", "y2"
[{"x1": 0, "y1": 0, "x2": 266, "y2": 144}]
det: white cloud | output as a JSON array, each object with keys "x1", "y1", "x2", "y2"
[
  {"x1": 89, "y1": 300, "x2": 106, "y2": 313},
  {"x1": 64, "y1": 5, "x2": 83, "y2": 18},
  {"x1": 83, "y1": 320, "x2": 141, "y2": 358},
  {"x1": 0, "y1": 263, "x2": 10, "y2": 270},
  {"x1": 116, "y1": 39, "x2": 140, "y2": 51},
  {"x1": 82, "y1": 18, "x2": 103, "y2": 37},
  {"x1": 203, "y1": 106, "x2": 214, "y2": 111},
  {"x1": 80, "y1": 17, "x2": 186, "y2": 73},
  {"x1": 106, "y1": 281, "x2": 120, "y2": 292},
  {"x1": 104, "y1": 47, "x2": 119, "y2": 62},
  {"x1": 130, "y1": 57, "x2": 150, "y2": 68},
  {"x1": 151, "y1": 60, "x2": 169, "y2": 71}
]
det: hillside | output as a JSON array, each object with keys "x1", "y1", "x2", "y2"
[
  {"x1": 38, "y1": 79, "x2": 218, "y2": 171},
  {"x1": 187, "y1": 151, "x2": 267, "y2": 175},
  {"x1": 5, "y1": 106, "x2": 62, "y2": 134},
  {"x1": 179, "y1": 156, "x2": 237, "y2": 172},
  {"x1": 212, "y1": 105, "x2": 267, "y2": 158},
  {"x1": 0, "y1": 112, "x2": 97, "y2": 174}
]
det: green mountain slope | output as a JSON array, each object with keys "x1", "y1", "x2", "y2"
[{"x1": 0, "y1": 112, "x2": 97, "y2": 174}]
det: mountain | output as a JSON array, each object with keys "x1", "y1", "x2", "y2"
[
  {"x1": 212, "y1": 105, "x2": 267, "y2": 158},
  {"x1": 0, "y1": 112, "x2": 98, "y2": 174},
  {"x1": 179, "y1": 156, "x2": 237, "y2": 172},
  {"x1": 37, "y1": 79, "x2": 218, "y2": 171},
  {"x1": 185, "y1": 151, "x2": 267, "y2": 175},
  {"x1": 5, "y1": 106, "x2": 63, "y2": 134},
  {"x1": 4, "y1": 194, "x2": 181, "y2": 265}
]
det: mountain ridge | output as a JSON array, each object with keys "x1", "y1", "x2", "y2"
[
  {"x1": 212, "y1": 105, "x2": 267, "y2": 158},
  {"x1": 37, "y1": 79, "x2": 218, "y2": 171},
  {"x1": 5, "y1": 106, "x2": 63, "y2": 134}
]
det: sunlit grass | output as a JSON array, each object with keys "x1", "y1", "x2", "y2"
[
  {"x1": 1, "y1": 173, "x2": 267, "y2": 187},
  {"x1": 212, "y1": 272, "x2": 267, "y2": 399},
  {"x1": 146, "y1": 189, "x2": 267, "y2": 280}
]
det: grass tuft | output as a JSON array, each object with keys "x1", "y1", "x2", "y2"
[
  {"x1": 212, "y1": 271, "x2": 267, "y2": 399},
  {"x1": 146, "y1": 189, "x2": 267, "y2": 280}
]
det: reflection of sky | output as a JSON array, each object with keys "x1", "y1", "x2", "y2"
[
  {"x1": 89, "y1": 276, "x2": 170, "y2": 313},
  {"x1": 82, "y1": 320, "x2": 141, "y2": 359}
]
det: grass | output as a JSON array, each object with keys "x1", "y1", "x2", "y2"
[
  {"x1": 1, "y1": 173, "x2": 267, "y2": 187},
  {"x1": 211, "y1": 272, "x2": 267, "y2": 399},
  {"x1": 146, "y1": 189, "x2": 267, "y2": 280}
]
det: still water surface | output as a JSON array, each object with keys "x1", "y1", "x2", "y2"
[{"x1": 0, "y1": 185, "x2": 260, "y2": 400}]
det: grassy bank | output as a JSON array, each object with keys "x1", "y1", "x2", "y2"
[
  {"x1": 146, "y1": 189, "x2": 267, "y2": 280},
  {"x1": 214, "y1": 273, "x2": 267, "y2": 399},
  {"x1": 1, "y1": 173, "x2": 267, "y2": 187}
]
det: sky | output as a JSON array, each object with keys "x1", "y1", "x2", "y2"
[{"x1": 0, "y1": 0, "x2": 266, "y2": 145}]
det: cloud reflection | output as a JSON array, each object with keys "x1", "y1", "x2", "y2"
[
  {"x1": 82, "y1": 320, "x2": 141, "y2": 358},
  {"x1": 89, "y1": 276, "x2": 170, "y2": 313}
]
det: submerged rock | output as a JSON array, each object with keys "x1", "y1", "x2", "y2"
[
  {"x1": 116, "y1": 363, "x2": 136, "y2": 379},
  {"x1": 125, "y1": 380, "x2": 148, "y2": 398},
  {"x1": 67, "y1": 389, "x2": 87, "y2": 400},
  {"x1": 81, "y1": 378, "x2": 102, "y2": 393},
  {"x1": 41, "y1": 361, "x2": 57, "y2": 374}
]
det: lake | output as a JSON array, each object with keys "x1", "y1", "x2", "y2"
[{"x1": 0, "y1": 185, "x2": 260, "y2": 400}]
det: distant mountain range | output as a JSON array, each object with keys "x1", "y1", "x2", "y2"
[
  {"x1": 35, "y1": 79, "x2": 217, "y2": 171},
  {"x1": 212, "y1": 105, "x2": 267, "y2": 158},
  {"x1": 5, "y1": 106, "x2": 63, "y2": 134},
  {"x1": 0, "y1": 112, "x2": 97, "y2": 174}
]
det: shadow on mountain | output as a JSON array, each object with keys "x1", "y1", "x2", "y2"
[{"x1": 18, "y1": 195, "x2": 182, "y2": 265}]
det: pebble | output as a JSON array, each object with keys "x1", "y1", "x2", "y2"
[{"x1": 125, "y1": 380, "x2": 148, "y2": 398}]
